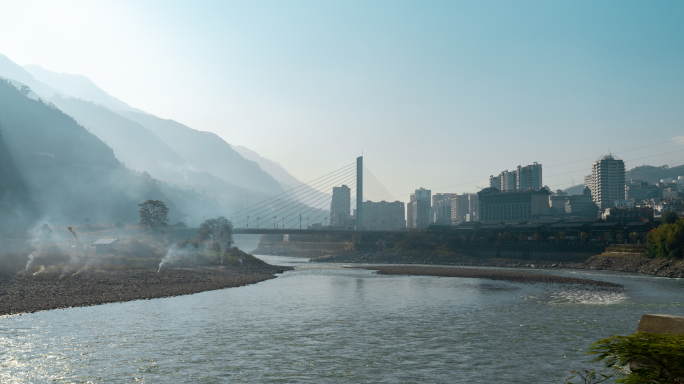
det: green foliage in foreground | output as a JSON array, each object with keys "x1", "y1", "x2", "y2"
[
  {"x1": 562, "y1": 332, "x2": 684, "y2": 384},
  {"x1": 646, "y1": 219, "x2": 684, "y2": 259}
]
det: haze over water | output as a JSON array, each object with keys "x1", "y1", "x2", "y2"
[{"x1": 3, "y1": 256, "x2": 684, "y2": 383}]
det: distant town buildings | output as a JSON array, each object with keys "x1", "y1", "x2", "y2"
[
  {"x1": 477, "y1": 187, "x2": 551, "y2": 221},
  {"x1": 584, "y1": 174, "x2": 594, "y2": 192},
  {"x1": 407, "y1": 188, "x2": 431, "y2": 228},
  {"x1": 489, "y1": 163, "x2": 543, "y2": 192},
  {"x1": 330, "y1": 185, "x2": 350, "y2": 227},
  {"x1": 590, "y1": 154, "x2": 625, "y2": 209},
  {"x1": 517, "y1": 162, "x2": 543, "y2": 190},
  {"x1": 489, "y1": 175, "x2": 501, "y2": 190},
  {"x1": 431, "y1": 193, "x2": 453, "y2": 225},
  {"x1": 500, "y1": 170, "x2": 517, "y2": 192},
  {"x1": 362, "y1": 200, "x2": 406, "y2": 229},
  {"x1": 450, "y1": 193, "x2": 478, "y2": 224},
  {"x1": 549, "y1": 187, "x2": 598, "y2": 218}
]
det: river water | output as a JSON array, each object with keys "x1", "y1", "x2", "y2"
[{"x1": 2, "y1": 256, "x2": 684, "y2": 383}]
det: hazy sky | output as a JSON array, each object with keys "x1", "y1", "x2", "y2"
[{"x1": 1, "y1": 0, "x2": 683, "y2": 201}]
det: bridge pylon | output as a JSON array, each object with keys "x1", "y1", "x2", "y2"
[{"x1": 356, "y1": 156, "x2": 363, "y2": 230}]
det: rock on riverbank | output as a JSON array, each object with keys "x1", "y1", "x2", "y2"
[{"x1": 0, "y1": 264, "x2": 292, "y2": 316}]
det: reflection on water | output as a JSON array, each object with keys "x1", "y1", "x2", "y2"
[{"x1": 2, "y1": 256, "x2": 684, "y2": 383}]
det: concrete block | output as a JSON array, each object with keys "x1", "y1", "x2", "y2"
[{"x1": 636, "y1": 314, "x2": 684, "y2": 334}]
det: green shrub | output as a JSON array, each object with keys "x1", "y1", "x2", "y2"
[
  {"x1": 646, "y1": 221, "x2": 684, "y2": 259},
  {"x1": 587, "y1": 332, "x2": 684, "y2": 384}
]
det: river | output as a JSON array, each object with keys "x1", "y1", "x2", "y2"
[{"x1": 2, "y1": 255, "x2": 684, "y2": 383}]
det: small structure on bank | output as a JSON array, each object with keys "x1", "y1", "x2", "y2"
[{"x1": 92, "y1": 238, "x2": 119, "y2": 249}]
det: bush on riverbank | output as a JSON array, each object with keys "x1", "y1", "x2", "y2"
[
  {"x1": 646, "y1": 220, "x2": 684, "y2": 259},
  {"x1": 585, "y1": 332, "x2": 684, "y2": 384}
]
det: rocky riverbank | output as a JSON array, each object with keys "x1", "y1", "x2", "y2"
[
  {"x1": 357, "y1": 265, "x2": 624, "y2": 290},
  {"x1": 0, "y1": 264, "x2": 292, "y2": 316},
  {"x1": 311, "y1": 250, "x2": 684, "y2": 278}
]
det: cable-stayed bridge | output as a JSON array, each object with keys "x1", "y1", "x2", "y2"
[{"x1": 231, "y1": 156, "x2": 406, "y2": 235}]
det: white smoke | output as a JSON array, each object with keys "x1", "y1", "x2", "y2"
[
  {"x1": 25, "y1": 251, "x2": 38, "y2": 270},
  {"x1": 158, "y1": 244, "x2": 192, "y2": 272}
]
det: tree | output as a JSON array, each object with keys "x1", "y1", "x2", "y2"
[
  {"x1": 558, "y1": 231, "x2": 567, "y2": 243},
  {"x1": 580, "y1": 231, "x2": 589, "y2": 244},
  {"x1": 532, "y1": 232, "x2": 542, "y2": 243},
  {"x1": 501, "y1": 231, "x2": 513, "y2": 242},
  {"x1": 138, "y1": 200, "x2": 169, "y2": 232},
  {"x1": 663, "y1": 210, "x2": 680, "y2": 225},
  {"x1": 198, "y1": 216, "x2": 234, "y2": 253},
  {"x1": 646, "y1": 220, "x2": 684, "y2": 259},
  {"x1": 616, "y1": 233, "x2": 625, "y2": 244},
  {"x1": 603, "y1": 232, "x2": 613, "y2": 242},
  {"x1": 629, "y1": 232, "x2": 639, "y2": 244},
  {"x1": 587, "y1": 332, "x2": 684, "y2": 384}
]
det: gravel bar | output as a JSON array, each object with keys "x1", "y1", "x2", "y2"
[
  {"x1": 0, "y1": 265, "x2": 292, "y2": 316},
  {"x1": 357, "y1": 265, "x2": 623, "y2": 288}
]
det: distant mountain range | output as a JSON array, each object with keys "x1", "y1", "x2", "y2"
[
  {"x1": 0, "y1": 52, "x2": 319, "y2": 227},
  {"x1": 0, "y1": 78, "x2": 193, "y2": 226},
  {"x1": 24, "y1": 64, "x2": 143, "y2": 113}
]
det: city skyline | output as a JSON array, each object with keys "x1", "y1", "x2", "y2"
[{"x1": 1, "y1": 0, "x2": 683, "y2": 204}]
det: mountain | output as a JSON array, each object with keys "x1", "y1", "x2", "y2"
[
  {"x1": 562, "y1": 184, "x2": 586, "y2": 196},
  {"x1": 0, "y1": 53, "x2": 62, "y2": 98},
  {"x1": 230, "y1": 144, "x2": 303, "y2": 189},
  {"x1": 116, "y1": 111, "x2": 284, "y2": 195},
  {"x1": 626, "y1": 164, "x2": 684, "y2": 184},
  {"x1": 230, "y1": 144, "x2": 331, "y2": 204},
  {"x1": 46, "y1": 96, "x2": 187, "y2": 177},
  {"x1": 24, "y1": 64, "x2": 141, "y2": 113},
  {"x1": 0, "y1": 78, "x2": 181, "y2": 225},
  {"x1": 45, "y1": 95, "x2": 274, "y2": 219}
]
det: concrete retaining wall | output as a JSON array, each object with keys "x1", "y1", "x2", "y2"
[{"x1": 637, "y1": 314, "x2": 684, "y2": 334}]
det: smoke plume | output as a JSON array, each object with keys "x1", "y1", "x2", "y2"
[{"x1": 25, "y1": 251, "x2": 38, "y2": 270}]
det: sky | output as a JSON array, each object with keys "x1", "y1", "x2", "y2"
[{"x1": 1, "y1": 0, "x2": 683, "y2": 201}]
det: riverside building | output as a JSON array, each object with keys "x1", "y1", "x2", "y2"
[
  {"x1": 591, "y1": 155, "x2": 625, "y2": 209},
  {"x1": 407, "y1": 188, "x2": 431, "y2": 228},
  {"x1": 450, "y1": 193, "x2": 478, "y2": 224},
  {"x1": 477, "y1": 187, "x2": 551, "y2": 221},
  {"x1": 330, "y1": 185, "x2": 351, "y2": 226},
  {"x1": 361, "y1": 200, "x2": 406, "y2": 229},
  {"x1": 431, "y1": 193, "x2": 453, "y2": 224}
]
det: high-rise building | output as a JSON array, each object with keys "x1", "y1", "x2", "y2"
[
  {"x1": 408, "y1": 188, "x2": 431, "y2": 228},
  {"x1": 591, "y1": 155, "x2": 625, "y2": 209},
  {"x1": 489, "y1": 175, "x2": 501, "y2": 190},
  {"x1": 330, "y1": 185, "x2": 351, "y2": 226},
  {"x1": 450, "y1": 193, "x2": 478, "y2": 224},
  {"x1": 584, "y1": 174, "x2": 594, "y2": 193},
  {"x1": 468, "y1": 194, "x2": 479, "y2": 221},
  {"x1": 517, "y1": 162, "x2": 542, "y2": 190},
  {"x1": 500, "y1": 170, "x2": 517, "y2": 192},
  {"x1": 432, "y1": 193, "x2": 453, "y2": 225},
  {"x1": 362, "y1": 200, "x2": 405, "y2": 229}
]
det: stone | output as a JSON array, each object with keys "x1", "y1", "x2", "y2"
[{"x1": 636, "y1": 314, "x2": 684, "y2": 334}]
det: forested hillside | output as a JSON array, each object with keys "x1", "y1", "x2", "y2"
[
  {"x1": 626, "y1": 164, "x2": 684, "y2": 183},
  {"x1": 0, "y1": 79, "x2": 180, "y2": 228}
]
